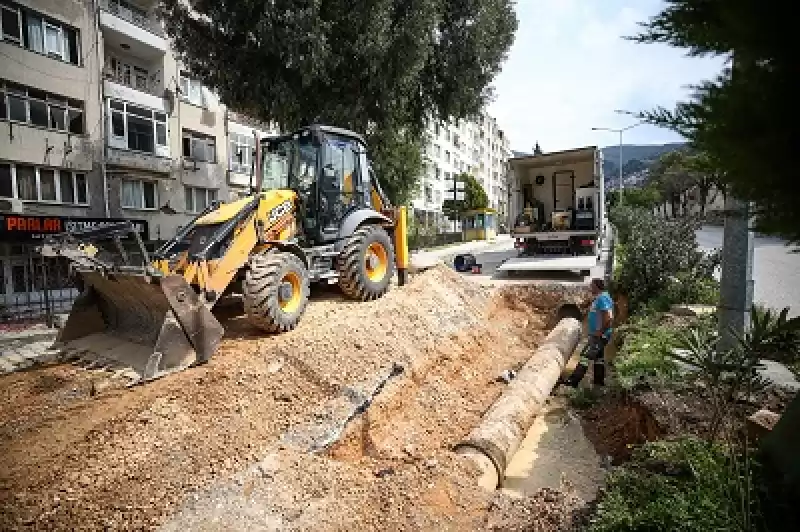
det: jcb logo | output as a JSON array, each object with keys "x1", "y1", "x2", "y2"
[{"x1": 269, "y1": 200, "x2": 293, "y2": 223}]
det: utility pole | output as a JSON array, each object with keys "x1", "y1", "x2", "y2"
[
  {"x1": 618, "y1": 130, "x2": 623, "y2": 204},
  {"x1": 717, "y1": 52, "x2": 755, "y2": 350},
  {"x1": 592, "y1": 120, "x2": 642, "y2": 205}
]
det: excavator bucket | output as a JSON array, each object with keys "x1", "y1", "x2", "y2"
[{"x1": 52, "y1": 269, "x2": 225, "y2": 385}]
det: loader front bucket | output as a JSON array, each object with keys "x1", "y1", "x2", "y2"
[{"x1": 52, "y1": 270, "x2": 225, "y2": 385}]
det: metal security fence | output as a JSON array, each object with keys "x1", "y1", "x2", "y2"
[
  {"x1": 0, "y1": 246, "x2": 79, "y2": 325},
  {"x1": 408, "y1": 230, "x2": 464, "y2": 251}
]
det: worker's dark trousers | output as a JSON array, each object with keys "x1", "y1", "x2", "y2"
[{"x1": 564, "y1": 336, "x2": 608, "y2": 387}]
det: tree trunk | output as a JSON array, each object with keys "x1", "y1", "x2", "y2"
[{"x1": 700, "y1": 187, "x2": 708, "y2": 216}]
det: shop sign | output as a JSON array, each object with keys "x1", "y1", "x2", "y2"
[{"x1": 0, "y1": 215, "x2": 149, "y2": 241}]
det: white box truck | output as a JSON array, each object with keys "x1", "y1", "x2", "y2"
[{"x1": 500, "y1": 146, "x2": 605, "y2": 276}]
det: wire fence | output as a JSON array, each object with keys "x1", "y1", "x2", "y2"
[{"x1": 0, "y1": 249, "x2": 78, "y2": 326}]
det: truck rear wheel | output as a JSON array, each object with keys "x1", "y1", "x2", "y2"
[
  {"x1": 244, "y1": 251, "x2": 310, "y2": 333},
  {"x1": 338, "y1": 224, "x2": 395, "y2": 301}
]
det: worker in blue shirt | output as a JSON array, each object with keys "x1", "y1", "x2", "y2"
[{"x1": 563, "y1": 278, "x2": 614, "y2": 387}]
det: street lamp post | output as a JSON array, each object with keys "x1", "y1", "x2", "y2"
[{"x1": 591, "y1": 121, "x2": 642, "y2": 205}]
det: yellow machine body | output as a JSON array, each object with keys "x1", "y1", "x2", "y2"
[{"x1": 50, "y1": 124, "x2": 409, "y2": 385}]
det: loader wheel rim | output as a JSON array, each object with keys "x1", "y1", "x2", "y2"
[
  {"x1": 278, "y1": 271, "x2": 303, "y2": 313},
  {"x1": 365, "y1": 242, "x2": 389, "y2": 282}
]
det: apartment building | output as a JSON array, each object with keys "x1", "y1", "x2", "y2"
[
  {"x1": 413, "y1": 111, "x2": 512, "y2": 229},
  {"x1": 0, "y1": 0, "x2": 275, "y2": 320}
]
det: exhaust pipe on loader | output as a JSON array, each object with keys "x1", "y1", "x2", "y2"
[{"x1": 42, "y1": 222, "x2": 225, "y2": 385}]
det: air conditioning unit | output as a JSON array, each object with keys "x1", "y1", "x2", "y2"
[{"x1": 0, "y1": 198, "x2": 24, "y2": 213}]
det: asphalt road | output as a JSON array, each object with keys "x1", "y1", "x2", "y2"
[
  {"x1": 696, "y1": 226, "x2": 800, "y2": 316},
  {"x1": 451, "y1": 228, "x2": 799, "y2": 316}
]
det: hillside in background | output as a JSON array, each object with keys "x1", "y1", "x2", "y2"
[
  {"x1": 601, "y1": 142, "x2": 686, "y2": 187},
  {"x1": 509, "y1": 143, "x2": 687, "y2": 188}
]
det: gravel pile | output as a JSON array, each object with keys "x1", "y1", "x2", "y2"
[
  {"x1": 0, "y1": 266, "x2": 580, "y2": 531},
  {"x1": 485, "y1": 488, "x2": 588, "y2": 532}
]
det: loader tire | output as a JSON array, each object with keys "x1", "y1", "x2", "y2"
[
  {"x1": 244, "y1": 251, "x2": 310, "y2": 333},
  {"x1": 338, "y1": 224, "x2": 395, "y2": 301}
]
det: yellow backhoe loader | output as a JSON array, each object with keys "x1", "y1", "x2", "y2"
[{"x1": 42, "y1": 124, "x2": 409, "y2": 385}]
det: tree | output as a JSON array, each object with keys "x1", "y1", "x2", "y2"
[
  {"x1": 648, "y1": 150, "x2": 694, "y2": 217},
  {"x1": 683, "y1": 151, "x2": 725, "y2": 217},
  {"x1": 442, "y1": 173, "x2": 488, "y2": 219},
  {"x1": 647, "y1": 149, "x2": 725, "y2": 218},
  {"x1": 159, "y1": 0, "x2": 518, "y2": 204},
  {"x1": 368, "y1": 128, "x2": 427, "y2": 206},
  {"x1": 629, "y1": 1, "x2": 796, "y2": 242}
]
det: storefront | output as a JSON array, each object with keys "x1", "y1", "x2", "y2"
[{"x1": 0, "y1": 214, "x2": 148, "y2": 323}]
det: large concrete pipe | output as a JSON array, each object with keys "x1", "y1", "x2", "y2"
[{"x1": 454, "y1": 317, "x2": 583, "y2": 490}]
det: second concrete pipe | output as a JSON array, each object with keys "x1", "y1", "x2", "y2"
[{"x1": 455, "y1": 317, "x2": 583, "y2": 489}]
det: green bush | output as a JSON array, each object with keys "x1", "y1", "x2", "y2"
[
  {"x1": 589, "y1": 438, "x2": 759, "y2": 532},
  {"x1": 750, "y1": 304, "x2": 800, "y2": 369},
  {"x1": 610, "y1": 206, "x2": 720, "y2": 313},
  {"x1": 614, "y1": 316, "x2": 684, "y2": 389},
  {"x1": 568, "y1": 386, "x2": 603, "y2": 409}
]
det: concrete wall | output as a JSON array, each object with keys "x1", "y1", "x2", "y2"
[
  {"x1": 2, "y1": 0, "x2": 278, "y2": 242},
  {"x1": 1, "y1": 0, "x2": 106, "y2": 218}
]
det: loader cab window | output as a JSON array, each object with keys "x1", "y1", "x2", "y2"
[
  {"x1": 261, "y1": 134, "x2": 317, "y2": 192},
  {"x1": 322, "y1": 136, "x2": 360, "y2": 206},
  {"x1": 261, "y1": 139, "x2": 291, "y2": 191}
]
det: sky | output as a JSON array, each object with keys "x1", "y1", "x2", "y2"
[{"x1": 488, "y1": 0, "x2": 727, "y2": 153}]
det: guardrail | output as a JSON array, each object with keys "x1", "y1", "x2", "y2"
[{"x1": 100, "y1": 0, "x2": 165, "y2": 37}]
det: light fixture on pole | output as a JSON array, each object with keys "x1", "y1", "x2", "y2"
[{"x1": 591, "y1": 119, "x2": 643, "y2": 204}]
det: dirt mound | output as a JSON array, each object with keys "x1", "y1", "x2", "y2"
[
  {"x1": 0, "y1": 266, "x2": 578, "y2": 531},
  {"x1": 490, "y1": 285, "x2": 590, "y2": 330},
  {"x1": 579, "y1": 394, "x2": 662, "y2": 464},
  {"x1": 485, "y1": 488, "x2": 588, "y2": 532}
]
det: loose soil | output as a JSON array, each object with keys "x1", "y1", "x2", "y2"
[
  {"x1": 579, "y1": 393, "x2": 662, "y2": 464},
  {"x1": 0, "y1": 266, "x2": 590, "y2": 531},
  {"x1": 578, "y1": 382, "x2": 796, "y2": 465}
]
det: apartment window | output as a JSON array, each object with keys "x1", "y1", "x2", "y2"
[
  {"x1": 434, "y1": 165, "x2": 441, "y2": 180},
  {"x1": 0, "y1": 162, "x2": 88, "y2": 204},
  {"x1": 433, "y1": 123, "x2": 440, "y2": 136},
  {"x1": 0, "y1": 80, "x2": 84, "y2": 133},
  {"x1": 229, "y1": 132, "x2": 255, "y2": 174},
  {"x1": 453, "y1": 133, "x2": 460, "y2": 149},
  {"x1": 0, "y1": 163, "x2": 11, "y2": 197},
  {"x1": 121, "y1": 178, "x2": 157, "y2": 210},
  {"x1": 108, "y1": 57, "x2": 150, "y2": 92},
  {"x1": 184, "y1": 186, "x2": 217, "y2": 214},
  {"x1": 179, "y1": 72, "x2": 205, "y2": 107},
  {"x1": 1, "y1": 3, "x2": 80, "y2": 65},
  {"x1": 444, "y1": 130, "x2": 450, "y2": 142},
  {"x1": 444, "y1": 150, "x2": 451, "y2": 163},
  {"x1": 108, "y1": 99, "x2": 168, "y2": 156},
  {"x1": 434, "y1": 144, "x2": 441, "y2": 157},
  {"x1": 424, "y1": 185, "x2": 433, "y2": 204},
  {"x1": 183, "y1": 130, "x2": 216, "y2": 163},
  {"x1": 1, "y1": 3, "x2": 21, "y2": 45}
]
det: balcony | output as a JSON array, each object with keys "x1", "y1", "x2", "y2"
[
  {"x1": 103, "y1": 67, "x2": 161, "y2": 98},
  {"x1": 100, "y1": 0, "x2": 167, "y2": 56},
  {"x1": 106, "y1": 146, "x2": 173, "y2": 174},
  {"x1": 104, "y1": 78, "x2": 167, "y2": 112}
]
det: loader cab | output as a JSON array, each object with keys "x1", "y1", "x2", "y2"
[{"x1": 261, "y1": 126, "x2": 371, "y2": 244}]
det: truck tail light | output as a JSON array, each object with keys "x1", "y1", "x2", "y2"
[{"x1": 581, "y1": 239, "x2": 595, "y2": 246}]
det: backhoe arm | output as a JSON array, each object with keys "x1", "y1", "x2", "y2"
[{"x1": 368, "y1": 169, "x2": 408, "y2": 284}]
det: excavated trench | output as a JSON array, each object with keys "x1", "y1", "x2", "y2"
[{"x1": 1, "y1": 266, "x2": 591, "y2": 531}]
